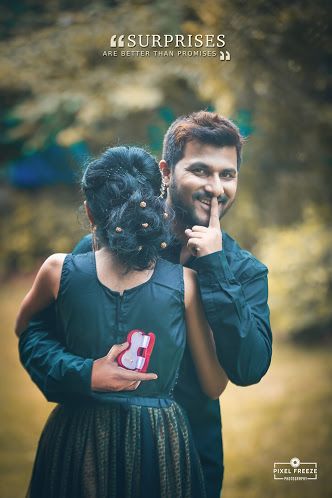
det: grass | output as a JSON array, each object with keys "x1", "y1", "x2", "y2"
[
  {"x1": 221, "y1": 342, "x2": 332, "y2": 498},
  {"x1": 1, "y1": 275, "x2": 331, "y2": 498}
]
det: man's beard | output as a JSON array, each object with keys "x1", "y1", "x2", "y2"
[{"x1": 168, "y1": 180, "x2": 232, "y2": 228}]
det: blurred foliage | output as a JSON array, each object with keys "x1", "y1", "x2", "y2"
[
  {"x1": 0, "y1": 187, "x2": 85, "y2": 278},
  {"x1": 1, "y1": 1, "x2": 330, "y2": 189},
  {"x1": 0, "y1": 0, "x2": 331, "y2": 340},
  {"x1": 254, "y1": 205, "x2": 332, "y2": 341}
]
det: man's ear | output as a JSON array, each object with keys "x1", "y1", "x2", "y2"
[
  {"x1": 159, "y1": 160, "x2": 172, "y2": 187},
  {"x1": 84, "y1": 201, "x2": 94, "y2": 225}
]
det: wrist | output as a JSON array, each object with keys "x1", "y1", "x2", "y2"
[
  {"x1": 191, "y1": 250, "x2": 235, "y2": 283},
  {"x1": 91, "y1": 358, "x2": 104, "y2": 391},
  {"x1": 197, "y1": 247, "x2": 222, "y2": 258}
]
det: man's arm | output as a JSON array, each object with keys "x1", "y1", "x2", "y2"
[
  {"x1": 191, "y1": 250, "x2": 272, "y2": 386},
  {"x1": 19, "y1": 305, "x2": 94, "y2": 402},
  {"x1": 72, "y1": 234, "x2": 93, "y2": 254}
]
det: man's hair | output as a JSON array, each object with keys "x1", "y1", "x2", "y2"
[{"x1": 162, "y1": 111, "x2": 244, "y2": 170}]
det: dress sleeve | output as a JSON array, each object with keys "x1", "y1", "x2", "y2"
[{"x1": 191, "y1": 250, "x2": 272, "y2": 386}]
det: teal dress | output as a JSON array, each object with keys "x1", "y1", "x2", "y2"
[{"x1": 27, "y1": 253, "x2": 206, "y2": 498}]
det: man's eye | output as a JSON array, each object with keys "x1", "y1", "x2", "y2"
[
  {"x1": 222, "y1": 171, "x2": 235, "y2": 178},
  {"x1": 192, "y1": 168, "x2": 206, "y2": 175}
]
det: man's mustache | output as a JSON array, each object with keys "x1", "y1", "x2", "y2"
[{"x1": 193, "y1": 192, "x2": 229, "y2": 204}]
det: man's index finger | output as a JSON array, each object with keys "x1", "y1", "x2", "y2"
[{"x1": 209, "y1": 196, "x2": 220, "y2": 228}]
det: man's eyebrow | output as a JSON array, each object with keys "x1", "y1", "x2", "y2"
[
  {"x1": 187, "y1": 162, "x2": 237, "y2": 174},
  {"x1": 186, "y1": 161, "x2": 210, "y2": 169},
  {"x1": 222, "y1": 167, "x2": 237, "y2": 174}
]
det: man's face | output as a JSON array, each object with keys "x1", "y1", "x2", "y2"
[{"x1": 166, "y1": 141, "x2": 238, "y2": 227}]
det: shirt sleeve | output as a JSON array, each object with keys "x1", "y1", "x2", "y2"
[
  {"x1": 72, "y1": 234, "x2": 93, "y2": 255},
  {"x1": 191, "y1": 250, "x2": 272, "y2": 386}
]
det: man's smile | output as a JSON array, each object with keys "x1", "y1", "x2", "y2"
[
  {"x1": 198, "y1": 199, "x2": 212, "y2": 212},
  {"x1": 194, "y1": 194, "x2": 225, "y2": 214},
  {"x1": 194, "y1": 198, "x2": 223, "y2": 220}
]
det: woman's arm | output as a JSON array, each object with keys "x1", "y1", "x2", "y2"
[
  {"x1": 183, "y1": 267, "x2": 228, "y2": 399},
  {"x1": 15, "y1": 253, "x2": 66, "y2": 337}
]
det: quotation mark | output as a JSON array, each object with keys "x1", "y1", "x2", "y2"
[
  {"x1": 219, "y1": 51, "x2": 231, "y2": 61},
  {"x1": 110, "y1": 35, "x2": 125, "y2": 48}
]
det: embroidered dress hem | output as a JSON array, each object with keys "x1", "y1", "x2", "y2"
[{"x1": 27, "y1": 401, "x2": 206, "y2": 498}]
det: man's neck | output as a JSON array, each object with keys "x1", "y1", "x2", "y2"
[
  {"x1": 165, "y1": 199, "x2": 201, "y2": 264},
  {"x1": 168, "y1": 220, "x2": 194, "y2": 265},
  {"x1": 179, "y1": 245, "x2": 194, "y2": 265},
  {"x1": 171, "y1": 218, "x2": 188, "y2": 247}
]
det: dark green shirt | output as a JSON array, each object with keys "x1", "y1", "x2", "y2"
[{"x1": 19, "y1": 231, "x2": 272, "y2": 498}]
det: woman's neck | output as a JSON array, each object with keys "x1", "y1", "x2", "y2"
[{"x1": 95, "y1": 247, "x2": 155, "y2": 294}]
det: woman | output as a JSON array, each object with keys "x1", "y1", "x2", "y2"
[{"x1": 16, "y1": 146, "x2": 228, "y2": 498}]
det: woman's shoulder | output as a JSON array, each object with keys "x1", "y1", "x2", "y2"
[
  {"x1": 43, "y1": 252, "x2": 85, "y2": 276},
  {"x1": 41, "y1": 253, "x2": 67, "y2": 273},
  {"x1": 56, "y1": 252, "x2": 96, "y2": 300},
  {"x1": 60, "y1": 251, "x2": 95, "y2": 276},
  {"x1": 44, "y1": 252, "x2": 68, "y2": 269},
  {"x1": 36, "y1": 253, "x2": 68, "y2": 299},
  {"x1": 152, "y1": 258, "x2": 184, "y2": 292}
]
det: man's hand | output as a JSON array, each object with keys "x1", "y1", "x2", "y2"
[
  {"x1": 91, "y1": 342, "x2": 158, "y2": 392},
  {"x1": 185, "y1": 197, "x2": 222, "y2": 257}
]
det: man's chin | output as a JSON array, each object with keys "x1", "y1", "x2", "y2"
[{"x1": 190, "y1": 212, "x2": 210, "y2": 228}]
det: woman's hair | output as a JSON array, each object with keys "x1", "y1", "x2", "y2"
[{"x1": 81, "y1": 146, "x2": 173, "y2": 271}]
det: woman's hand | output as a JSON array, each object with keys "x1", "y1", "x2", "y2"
[{"x1": 91, "y1": 342, "x2": 158, "y2": 392}]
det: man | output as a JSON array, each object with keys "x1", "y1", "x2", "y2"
[{"x1": 19, "y1": 111, "x2": 272, "y2": 497}]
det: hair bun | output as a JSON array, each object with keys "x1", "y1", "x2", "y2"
[{"x1": 82, "y1": 146, "x2": 173, "y2": 270}]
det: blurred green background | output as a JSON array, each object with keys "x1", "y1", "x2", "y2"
[{"x1": 0, "y1": 1, "x2": 331, "y2": 497}]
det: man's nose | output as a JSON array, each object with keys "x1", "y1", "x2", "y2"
[{"x1": 205, "y1": 175, "x2": 223, "y2": 198}]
